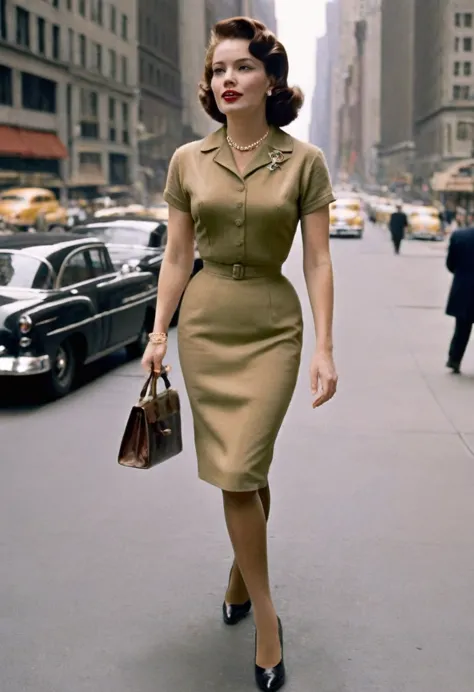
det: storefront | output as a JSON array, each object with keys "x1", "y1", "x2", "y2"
[
  {"x1": 0, "y1": 124, "x2": 67, "y2": 196},
  {"x1": 431, "y1": 159, "x2": 474, "y2": 214}
]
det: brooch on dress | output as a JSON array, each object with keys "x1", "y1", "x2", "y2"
[{"x1": 267, "y1": 150, "x2": 284, "y2": 171}]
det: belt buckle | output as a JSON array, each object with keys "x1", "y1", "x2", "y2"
[{"x1": 232, "y1": 263, "x2": 245, "y2": 280}]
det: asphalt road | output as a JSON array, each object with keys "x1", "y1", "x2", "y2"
[{"x1": 1, "y1": 222, "x2": 474, "y2": 692}]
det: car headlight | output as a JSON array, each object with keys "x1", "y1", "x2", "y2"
[{"x1": 18, "y1": 314, "x2": 33, "y2": 334}]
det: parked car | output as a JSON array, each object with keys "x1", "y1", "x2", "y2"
[
  {"x1": 72, "y1": 216, "x2": 203, "y2": 325},
  {"x1": 0, "y1": 234, "x2": 157, "y2": 398},
  {"x1": 329, "y1": 196, "x2": 364, "y2": 238},
  {"x1": 0, "y1": 187, "x2": 68, "y2": 231}
]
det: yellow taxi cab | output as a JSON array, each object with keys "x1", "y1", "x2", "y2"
[
  {"x1": 329, "y1": 196, "x2": 364, "y2": 238},
  {"x1": 406, "y1": 204, "x2": 443, "y2": 240},
  {"x1": 0, "y1": 187, "x2": 68, "y2": 230}
]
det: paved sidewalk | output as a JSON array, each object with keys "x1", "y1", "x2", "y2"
[{"x1": 0, "y1": 221, "x2": 473, "y2": 692}]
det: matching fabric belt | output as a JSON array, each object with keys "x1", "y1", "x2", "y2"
[{"x1": 202, "y1": 260, "x2": 282, "y2": 280}]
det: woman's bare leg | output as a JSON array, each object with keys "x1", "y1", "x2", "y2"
[
  {"x1": 225, "y1": 484, "x2": 271, "y2": 604},
  {"x1": 222, "y1": 489, "x2": 280, "y2": 668}
]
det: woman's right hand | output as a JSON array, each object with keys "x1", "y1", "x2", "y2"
[{"x1": 141, "y1": 342, "x2": 167, "y2": 374}]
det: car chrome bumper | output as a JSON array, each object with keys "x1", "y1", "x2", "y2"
[{"x1": 0, "y1": 354, "x2": 51, "y2": 375}]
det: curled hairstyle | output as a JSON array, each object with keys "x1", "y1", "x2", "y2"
[{"x1": 199, "y1": 17, "x2": 304, "y2": 128}]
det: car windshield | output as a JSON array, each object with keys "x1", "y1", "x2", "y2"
[
  {"x1": 0, "y1": 194, "x2": 28, "y2": 202},
  {"x1": 80, "y1": 223, "x2": 164, "y2": 247},
  {"x1": 0, "y1": 251, "x2": 54, "y2": 289}
]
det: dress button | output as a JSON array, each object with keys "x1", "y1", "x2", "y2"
[
  {"x1": 238, "y1": 185, "x2": 245, "y2": 192},
  {"x1": 235, "y1": 219, "x2": 243, "y2": 227},
  {"x1": 236, "y1": 239, "x2": 243, "y2": 246},
  {"x1": 236, "y1": 202, "x2": 243, "y2": 208}
]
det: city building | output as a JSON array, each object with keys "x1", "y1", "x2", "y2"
[
  {"x1": 178, "y1": 0, "x2": 214, "y2": 145},
  {"x1": 0, "y1": 0, "x2": 138, "y2": 199},
  {"x1": 360, "y1": 0, "x2": 382, "y2": 184},
  {"x1": 247, "y1": 0, "x2": 278, "y2": 34},
  {"x1": 378, "y1": 0, "x2": 415, "y2": 185},
  {"x1": 137, "y1": 0, "x2": 182, "y2": 197},
  {"x1": 309, "y1": 31, "x2": 331, "y2": 156},
  {"x1": 413, "y1": 0, "x2": 474, "y2": 199}
]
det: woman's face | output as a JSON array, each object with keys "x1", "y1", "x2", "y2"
[{"x1": 211, "y1": 39, "x2": 271, "y2": 118}]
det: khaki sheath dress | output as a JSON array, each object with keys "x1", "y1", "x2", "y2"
[{"x1": 163, "y1": 126, "x2": 335, "y2": 492}]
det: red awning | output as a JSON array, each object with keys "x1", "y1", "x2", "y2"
[{"x1": 0, "y1": 126, "x2": 68, "y2": 159}]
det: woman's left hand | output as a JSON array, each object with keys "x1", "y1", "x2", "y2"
[{"x1": 310, "y1": 350, "x2": 338, "y2": 408}]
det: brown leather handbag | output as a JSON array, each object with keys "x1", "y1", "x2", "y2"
[{"x1": 118, "y1": 368, "x2": 183, "y2": 469}]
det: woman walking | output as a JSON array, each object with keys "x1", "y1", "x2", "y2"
[{"x1": 142, "y1": 16, "x2": 338, "y2": 690}]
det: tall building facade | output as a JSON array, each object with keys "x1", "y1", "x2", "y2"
[
  {"x1": 378, "y1": 0, "x2": 415, "y2": 184},
  {"x1": 137, "y1": 0, "x2": 182, "y2": 196},
  {"x1": 178, "y1": 0, "x2": 214, "y2": 144},
  {"x1": 309, "y1": 32, "x2": 331, "y2": 155},
  {"x1": 360, "y1": 0, "x2": 381, "y2": 183},
  {"x1": 247, "y1": 0, "x2": 278, "y2": 34},
  {"x1": 0, "y1": 0, "x2": 138, "y2": 198},
  {"x1": 413, "y1": 1, "x2": 474, "y2": 185}
]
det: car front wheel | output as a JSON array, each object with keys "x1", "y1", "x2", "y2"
[{"x1": 43, "y1": 340, "x2": 76, "y2": 399}]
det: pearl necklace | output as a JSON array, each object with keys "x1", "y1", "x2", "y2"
[{"x1": 226, "y1": 129, "x2": 270, "y2": 152}]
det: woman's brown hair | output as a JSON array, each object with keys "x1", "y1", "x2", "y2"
[{"x1": 199, "y1": 16, "x2": 304, "y2": 128}]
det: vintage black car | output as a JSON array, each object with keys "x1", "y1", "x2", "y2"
[
  {"x1": 0, "y1": 234, "x2": 157, "y2": 398},
  {"x1": 72, "y1": 215, "x2": 203, "y2": 325}
]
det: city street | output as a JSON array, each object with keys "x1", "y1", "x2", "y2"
[{"x1": 1, "y1": 221, "x2": 474, "y2": 692}]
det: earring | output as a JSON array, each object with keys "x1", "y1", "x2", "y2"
[{"x1": 267, "y1": 89, "x2": 272, "y2": 96}]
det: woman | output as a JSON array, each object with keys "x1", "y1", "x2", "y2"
[{"x1": 142, "y1": 17, "x2": 338, "y2": 691}]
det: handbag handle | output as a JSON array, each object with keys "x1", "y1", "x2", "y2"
[{"x1": 139, "y1": 367, "x2": 171, "y2": 401}]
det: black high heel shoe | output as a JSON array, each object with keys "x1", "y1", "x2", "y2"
[
  {"x1": 255, "y1": 617, "x2": 286, "y2": 691},
  {"x1": 222, "y1": 566, "x2": 252, "y2": 625}
]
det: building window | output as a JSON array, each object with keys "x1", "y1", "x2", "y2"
[
  {"x1": 109, "y1": 49, "x2": 116, "y2": 79},
  {"x1": 22, "y1": 73, "x2": 56, "y2": 113},
  {"x1": 68, "y1": 28, "x2": 74, "y2": 63},
  {"x1": 454, "y1": 61, "x2": 460, "y2": 75},
  {"x1": 446, "y1": 124, "x2": 452, "y2": 154},
  {"x1": 52, "y1": 25, "x2": 61, "y2": 60},
  {"x1": 455, "y1": 37, "x2": 460, "y2": 52},
  {"x1": 455, "y1": 12, "x2": 461, "y2": 27},
  {"x1": 122, "y1": 102, "x2": 129, "y2": 144},
  {"x1": 464, "y1": 61, "x2": 472, "y2": 76},
  {"x1": 80, "y1": 88, "x2": 98, "y2": 117},
  {"x1": 52, "y1": 0, "x2": 59, "y2": 8},
  {"x1": 464, "y1": 13, "x2": 472, "y2": 28},
  {"x1": 79, "y1": 34, "x2": 86, "y2": 67},
  {"x1": 110, "y1": 4, "x2": 116, "y2": 33},
  {"x1": 0, "y1": 0, "x2": 7, "y2": 40},
  {"x1": 91, "y1": 0, "x2": 103, "y2": 25},
  {"x1": 121, "y1": 13, "x2": 128, "y2": 40},
  {"x1": 93, "y1": 42, "x2": 102, "y2": 72},
  {"x1": 79, "y1": 0, "x2": 86, "y2": 17},
  {"x1": 457, "y1": 122, "x2": 472, "y2": 140},
  {"x1": 454, "y1": 84, "x2": 470, "y2": 99},
  {"x1": 108, "y1": 96, "x2": 115, "y2": 121},
  {"x1": 464, "y1": 37, "x2": 473, "y2": 51},
  {"x1": 79, "y1": 152, "x2": 102, "y2": 170},
  {"x1": 0, "y1": 65, "x2": 12, "y2": 106},
  {"x1": 16, "y1": 7, "x2": 30, "y2": 48},
  {"x1": 109, "y1": 153, "x2": 129, "y2": 185},
  {"x1": 121, "y1": 56, "x2": 127, "y2": 85},
  {"x1": 80, "y1": 122, "x2": 99, "y2": 138},
  {"x1": 37, "y1": 17, "x2": 46, "y2": 55},
  {"x1": 67, "y1": 0, "x2": 72, "y2": 9}
]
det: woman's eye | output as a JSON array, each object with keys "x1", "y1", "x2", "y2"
[
  {"x1": 213, "y1": 68, "x2": 224, "y2": 75},
  {"x1": 239, "y1": 65, "x2": 252, "y2": 71}
]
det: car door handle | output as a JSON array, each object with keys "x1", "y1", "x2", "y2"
[{"x1": 70, "y1": 288, "x2": 79, "y2": 295}]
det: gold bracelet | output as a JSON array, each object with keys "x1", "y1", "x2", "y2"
[{"x1": 148, "y1": 332, "x2": 168, "y2": 345}]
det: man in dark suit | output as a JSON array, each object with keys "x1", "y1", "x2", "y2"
[
  {"x1": 389, "y1": 204, "x2": 409, "y2": 254},
  {"x1": 445, "y1": 226, "x2": 474, "y2": 373}
]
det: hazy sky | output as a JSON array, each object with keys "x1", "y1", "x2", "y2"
[{"x1": 274, "y1": 0, "x2": 327, "y2": 140}]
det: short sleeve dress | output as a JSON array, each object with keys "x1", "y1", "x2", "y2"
[{"x1": 163, "y1": 125, "x2": 335, "y2": 492}]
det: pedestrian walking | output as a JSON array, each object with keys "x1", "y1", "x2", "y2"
[
  {"x1": 389, "y1": 203, "x2": 409, "y2": 254},
  {"x1": 445, "y1": 224, "x2": 474, "y2": 373},
  {"x1": 141, "y1": 16, "x2": 338, "y2": 691}
]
